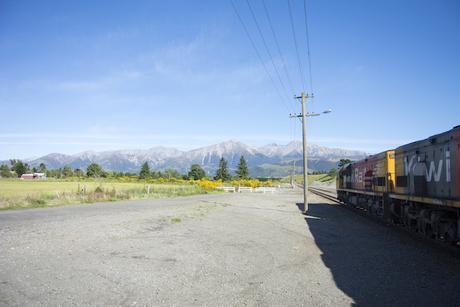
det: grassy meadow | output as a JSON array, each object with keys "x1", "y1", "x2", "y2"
[
  {"x1": 281, "y1": 173, "x2": 336, "y2": 185},
  {"x1": 0, "y1": 179, "x2": 210, "y2": 210},
  {"x1": 307, "y1": 174, "x2": 336, "y2": 185}
]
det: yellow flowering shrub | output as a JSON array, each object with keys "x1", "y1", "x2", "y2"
[
  {"x1": 229, "y1": 179, "x2": 273, "y2": 188},
  {"x1": 192, "y1": 179, "x2": 274, "y2": 189},
  {"x1": 194, "y1": 179, "x2": 223, "y2": 190}
]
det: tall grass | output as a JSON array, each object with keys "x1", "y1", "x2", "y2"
[{"x1": 0, "y1": 179, "x2": 209, "y2": 210}]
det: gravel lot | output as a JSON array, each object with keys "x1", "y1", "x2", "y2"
[{"x1": 0, "y1": 189, "x2": 459, "y2": 306}]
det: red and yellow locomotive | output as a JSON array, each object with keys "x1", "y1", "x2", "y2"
[{"x1": 337, "y1": 126, "x2": 460, "y2": 243}]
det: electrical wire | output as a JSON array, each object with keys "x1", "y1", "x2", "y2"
[
  {"x1": 303, "y1": 0, "x2": 314, "y2": 94},
  {"x1": 261, "y1": 0, "x2": 296, "y2": 97},
  {"x1": 245, "y1": 0, "x2": 293, "y2": 109},
  {"x1": 287, "y1": 0, "x2": 306, "y2": 92},
  {"x1": 230, "y1": 0, "x2": 293, "y2": 114}
]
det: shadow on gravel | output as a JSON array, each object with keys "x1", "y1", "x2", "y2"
[{"x1": 296, "y1": 202, "x2": 460, "y2": 307}]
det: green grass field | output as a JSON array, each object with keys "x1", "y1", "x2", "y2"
[
  {"x1": 281, "y1": 174, "x2": 336, "y2": 185},
  {"x1": 307, "y1": 174, "x2": 336, "y2": 184},
  {"x1": 0, "y1": 179, "x2": 208, "y2": 210}
]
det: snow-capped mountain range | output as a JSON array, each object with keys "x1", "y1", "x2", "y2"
[{"x1": 4, "y1": 140, "x2": 366, "y2": 177}]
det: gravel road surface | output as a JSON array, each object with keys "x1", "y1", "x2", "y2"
[{"x1": 1, "y1": 189, "x2": 459, "y2": 306}]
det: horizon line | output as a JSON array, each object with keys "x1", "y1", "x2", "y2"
[{"x1": 0, "y1": 139, "x2": 372, "y2": 162}]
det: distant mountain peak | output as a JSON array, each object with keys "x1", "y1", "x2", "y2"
[{"x1": 3, "y1": 140, "x2": 366, "y2": 176}]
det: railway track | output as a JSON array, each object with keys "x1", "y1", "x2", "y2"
[
  {"x1": 308, "y1": 187, "x2": 340, "y2": 204},
  {"x1": 307, "y1": 186, "x2": 460, "y2": 255}
]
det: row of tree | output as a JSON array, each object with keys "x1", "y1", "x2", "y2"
[
  {"x1": 0, "y1": 160, "x2": 107, "y2": 178},
  {"x1": 0, "y1": 160, "x2": 41, "y2": 178},
  {"x1": 0, "y1": 156, "x2": 251, "y2": 181},
  {"x1": 139, "y1": 156, "x2": 250, "y2": 181}
]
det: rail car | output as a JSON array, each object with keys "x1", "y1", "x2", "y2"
[{"x1": 337, "y1": 126, "x2": 460, "y2": 243}]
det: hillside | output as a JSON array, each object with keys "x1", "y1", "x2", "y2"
[{"x1": 3, "y1": 140, "x2": 366, "y2": 177}]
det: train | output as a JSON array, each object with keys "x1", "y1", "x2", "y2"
[{"x1": 336, "y1": 126, "x2": 460, "y2": 243}]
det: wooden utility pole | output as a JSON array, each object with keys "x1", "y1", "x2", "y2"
[
  {"x1": 299, "y1": 92, "x2": 310, "y2": 213},
  {"x1": 290, "y1": 92, "x2": 320, "y2": 214}
]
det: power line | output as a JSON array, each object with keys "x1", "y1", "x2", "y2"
[
  {"x1": 303, "y1": 0, "x2": 314, "y2": 94},
  {"x1": 245, "y1": 0, "x2": 293, "y2": 107},
  {"x1": 230, "y1": 0, "x2": 293, "y2": 113},
  {"x1": 261, "y1": 0, "x2": 296, "y2": 96},
  {"x1": 287, "y1": 0, "x2": 306, "y2": 92}
]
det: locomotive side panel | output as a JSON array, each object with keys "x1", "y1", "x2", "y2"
[
  {"x1": 454, "y1": 126, "x2": 460, "y2": 199},
  {"x1": 387, "y1": 151, "x2": 396, "y2": 192},
  {"x1": 373, "y1": 151, "x2": 394, "y2": 194},
  {"x1": 337, "y1": 151, "x2": 392, "y2": 194},
  {"x1": 394, "y1": 150, "x2": 407, "y2": 195},
  {"x1": 351, "y1": 156, "x2": 379, "y2": 192},
  {"x1": 394, "y1": 129, "x2": 456, "y2": 201},
  {"x1": 338, "y1": 126, "x2": 460, "y2": 243},
  {"x1": 336, "y1": 168, "x2": 343, "y2": 190}
]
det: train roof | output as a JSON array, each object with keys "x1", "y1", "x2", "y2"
[
  {"x1": 338, "y1": 163, "x2": 352, "y2": 170},
  {"x1": 396, "y1": 126, "x2": 458, "y2": 151},
  {"x1": 345, "y1": 150, "x2": 392, "y2": 167}
]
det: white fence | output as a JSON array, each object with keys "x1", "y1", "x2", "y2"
[
  {"x1": 217, "y1": 186, "x2": 277, "y2": 193},
  {"x1": 254, "y1": 187, "x2": 276, "y2": 193},
  {"x1": 238, "y1": 187, "x2": 253, "y2": 193}
]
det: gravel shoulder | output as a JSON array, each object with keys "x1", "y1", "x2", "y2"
[{"x1": 0, "y1": 189, "x2": 459, "y2": 306}]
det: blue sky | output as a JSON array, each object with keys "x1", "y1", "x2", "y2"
[{"x1": 0, "y1": 0, "x2": 458, "y2": 159}]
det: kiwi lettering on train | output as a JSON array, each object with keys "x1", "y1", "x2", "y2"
[{"x1": 403, "y1": 149, "x2": 451, "y2": 183}]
